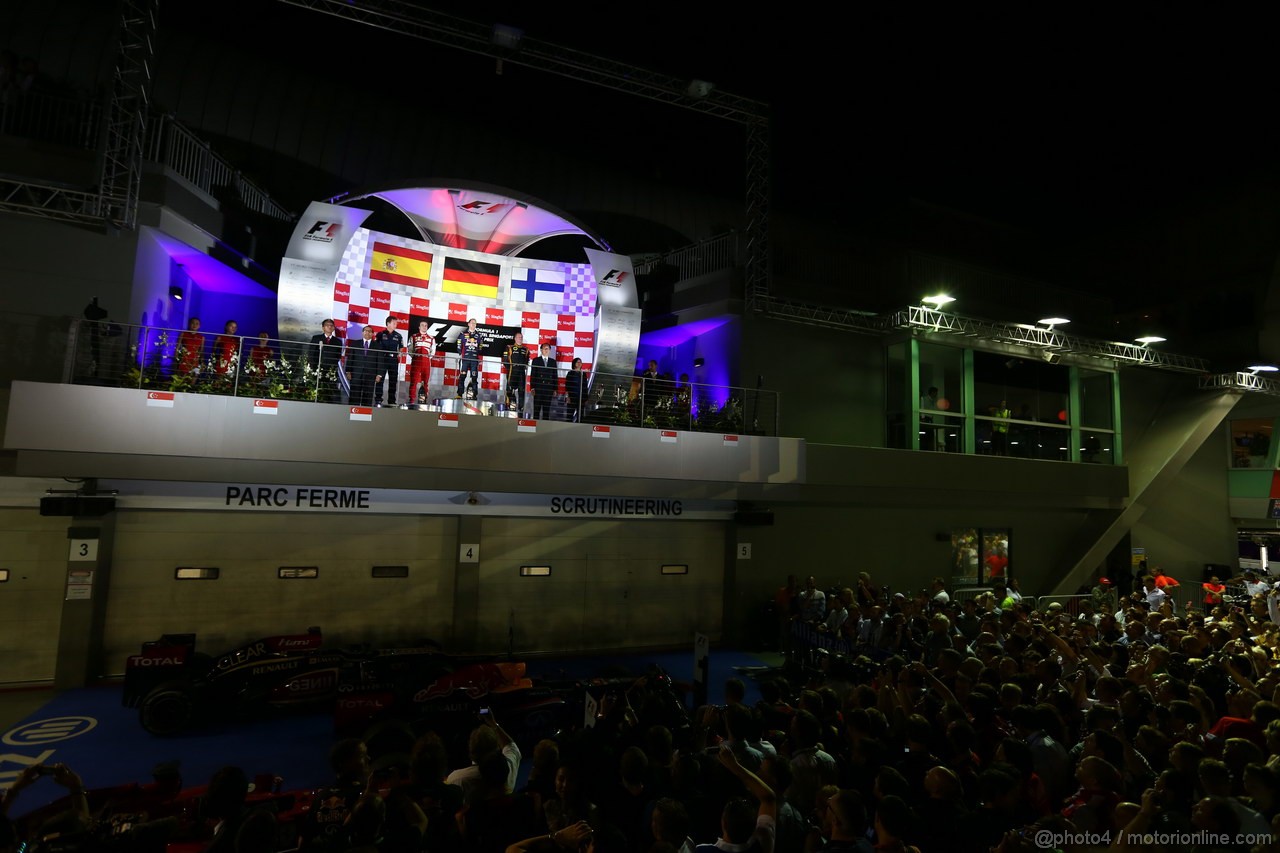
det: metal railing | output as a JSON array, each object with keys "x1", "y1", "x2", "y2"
[
  {"x1": 0, "y1": 89, "x2": 102, "y2": 151},
  {"x1": 1035, "y1": 595, "x2": 1091, "y2": 616},
  {"x1": 634, "y1": 232, "x2": 742, "y2": 281},
  {"x1": 144, "y1": 115, "x2": 294, "y2": 220},
  {"x1": 68, "y1": 320, "x2": 780, "y2": 435}
]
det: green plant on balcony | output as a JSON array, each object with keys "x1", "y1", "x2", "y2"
[
  {"x1": 611, "y1": 385, "x2": 634, "y2": 425},
  {"x1": 693, "y1": 397, "x2": 744, "y2": 434}
]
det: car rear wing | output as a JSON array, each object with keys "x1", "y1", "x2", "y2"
[{"x1": 122, "y1": 633, "x2": 197, "y2": 708}]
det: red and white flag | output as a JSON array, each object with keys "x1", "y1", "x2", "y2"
[
  {"x1": 517, "y1": 418, "x2": 537, "y2": 434},
  {"x1": 592, "y1": 425, "x2": 611, "y2": 439},
  {"x1": 146, "y1": 391, "x2": 174, "y2": 408},
  {"x1": 438, "y1": 413, "x2": 459, "y2": 428},
  {"x1": 660, "y1": 430, "x2": 678, "y2": 443},
  {"x1": 723, "y1": 434, "x2": 739, "y2": 447},
  {"x1": 252, "y1": 399, "x2": 279, "y2": 415},
  {"x1": 349, "y1": 406, "x2": 373, "y2": 422}
]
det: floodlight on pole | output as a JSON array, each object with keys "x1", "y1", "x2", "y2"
[
  {"x1": 1135, "y1": 336, "x2": 1167, "y2": 345},
  {"x1": 1038, "y1": 317, "x2": 1070, "y2": 328},
  {"x1": 1248, "y1": 365, "x2": 1280, "y2": 374},
  {"x1": 921, "y1": 294, "x2": 955, "y2": 309}
]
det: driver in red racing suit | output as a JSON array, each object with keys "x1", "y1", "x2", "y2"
[{"x1": 407, "y1": 320, "x2": 436, "y2": 405}]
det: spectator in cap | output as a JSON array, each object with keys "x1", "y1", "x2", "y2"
[{"x1": 1091, "y1": 577, "x2": 1116, "y2": 614}]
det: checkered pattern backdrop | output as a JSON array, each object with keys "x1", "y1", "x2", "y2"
[{"x1": 332, "y1": 229, "x2": 597, "y2": 401}]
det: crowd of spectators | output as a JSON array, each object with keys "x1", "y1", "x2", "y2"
[{"x1": 11, "y1": 567, "x2": 1280, "y2": 852}]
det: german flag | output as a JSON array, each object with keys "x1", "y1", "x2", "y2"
[
  {"x1": 442, "y1": 257, "x2": 500, "y2": 300},
  {"x1": 369, "y1": 242, "x2": 432, "y2": 289}
]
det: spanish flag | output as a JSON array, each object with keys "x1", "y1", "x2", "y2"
[
  {"x1": 442, "y1": 257, "x2": 500, "y2": 300},
  {"x1": 369, "y1": 241, "x2": 432, "y2": 289}
]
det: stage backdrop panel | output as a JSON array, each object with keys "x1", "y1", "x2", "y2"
[{"x1": 333, "y1": 227, "x2": 597, "y2": 395}]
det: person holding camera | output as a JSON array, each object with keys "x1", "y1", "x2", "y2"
[{"x1": 1, "y1": 762, "x2": 91, "y2": 850}]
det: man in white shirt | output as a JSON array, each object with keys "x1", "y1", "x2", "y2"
[
  {"x1": 796, "y1": 576, "x2": 827, "y2": 623},
  {"x1": 930, "y1": 577, "x2": 950, "y2": 607},
  {"x1": 445, "y1": 711, "x2": 522, "y2": 798}
]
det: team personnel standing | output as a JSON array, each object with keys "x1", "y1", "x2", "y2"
[
  {"x1": 310, "y1": 319, "x2": 344, "y2": 403},
  {"x1": 565, "y1": 357, "x2": 586, "y2": 423},
  {"x1": 176, "y1": 317, "x2": 204, "y2": 375},
  {"x1": 530, "y1": 343, "x2": 557, "y2": 420},
  {"x1": 213, "y1": 320, "x2": 239, "y2": 375},
  {"x1": 504, "y1": 332, "x2": 531, "y2": 414},
  {"x1": 406, "y1": 320, "x2": 435, "y2": 406},
  {"x1": 457, "y1": 318, "x2": 484, "y2": 399},
  {"x1": 372, "y1": 314, "x2": 404, "y2": 407},
  {"x1": 345, "y1": 326, "x2": 380, "y2": 408}
]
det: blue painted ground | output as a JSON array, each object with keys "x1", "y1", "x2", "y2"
[{"x1": 1, "y1": 648, "x2": 775, "y2": 818}]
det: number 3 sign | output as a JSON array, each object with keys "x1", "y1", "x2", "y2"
[{"x1": 69, "y1": 540, "x2": 98, "y2": 562}]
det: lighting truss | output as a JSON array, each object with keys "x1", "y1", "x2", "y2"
[
  {"x1": 97, "y1": 0, "x2": 157, "y2": 229},
  {"x1": 1199, "y1": 372, "x2": 1280, "y2": 397},
  {"x1": 890, "y1": 306, "x2": 1210, "y2": 374},
  {"x1": 273, "y1": 0, "x2": 767, "y2": 120},
  {"x1": 0, "y1": 178, "x2": 105, "y2": 227},
  {"x1": 753, "y1": 296, "x2": 891, "y2": 335}
]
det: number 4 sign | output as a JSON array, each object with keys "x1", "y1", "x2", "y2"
[{"x1": 460, "y1": 544, "x2": 480, "y2": 563}]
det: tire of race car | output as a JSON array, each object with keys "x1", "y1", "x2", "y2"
[
  {"x1": 362, "y1": 719, "x2": 417, "y2": 761},
  {"x1": 139, "y1": 680, "x2": 196, "y2": 736}
]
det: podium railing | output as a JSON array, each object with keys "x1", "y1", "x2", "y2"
[{"x1": 68, "y1": 320, "x2": 780, "y2": 435}]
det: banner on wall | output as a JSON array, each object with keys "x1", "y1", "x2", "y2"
[{"x1": 97, "y1": 481, "x2": 737, "y2": 520}]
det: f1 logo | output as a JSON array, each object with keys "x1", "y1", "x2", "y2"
[
  {"x1": 600, "y1": 269, "x2": 628, "y2": 286},
  {"x1": 306, "y1": 221, "x2": 339, "y2": 238}
]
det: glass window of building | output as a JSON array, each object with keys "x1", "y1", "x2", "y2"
[
  {"x1": 1079, "y1": 369, "x2": 1115, "y2": 430},
  {"x1": 973, "y1": 352, "x2": 1069, "y2": 459},
  {"x1": 1231, "y1": 418, "x2": 1274, "y2": 468},
  {"x1": 918, "y1": 342, "x2": 964, "y2": 453}
]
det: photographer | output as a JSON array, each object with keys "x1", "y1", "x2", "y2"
[{"x1": 1, "y1": 763, "x2": 97, "y2": 853}]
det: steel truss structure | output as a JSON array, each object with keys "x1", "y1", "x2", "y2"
[
  {"x1": 97, "y1": 0, "x2": 157, "y2": 230},
  {"x1": 1199, "y1": 372, "x2": 1280, "y2": 398},
  {"x1": 0, "y1": 180, "x2": 104, "y2": 227},
  {"x1": 891, "y1": 306, "x2": 1210, "y2": 374},
  {"x1": 0, "y1": 0, "x2": 156, "y2": 229}
]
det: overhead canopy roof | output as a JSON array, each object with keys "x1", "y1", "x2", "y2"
[{"x1": 338, "y1": 182, "x2": 609, "y2": 257}]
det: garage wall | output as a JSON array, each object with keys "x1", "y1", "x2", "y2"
[
  {"x1": 476, "y1": 517, "x2": 726, "y2": 655},
  {"x1": 0, "y1": 510, "x2": 72, "y2": 684},
  {"x1": 102, "y1": 511, "x2": 457, "y2": 673}
]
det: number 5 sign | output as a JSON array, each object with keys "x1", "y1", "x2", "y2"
[{"x1": 736, "y1": 543, "x2": 751, "y2": 560}]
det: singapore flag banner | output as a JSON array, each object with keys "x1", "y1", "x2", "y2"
[
  {"x1": 349, "y1": 406, "x2": 373, "y2": 422},
  {"x1": 146, "y1": 391, "x2": 174, "y2": 408},
  {"x1": 517, "y1": 419, "x2": 537, "y2": 434},
  {"x1": 252, "y1": 399, "x2": 279, "y2": 415},
  {"x1": 592, "y1": 425, "x2": 610, "y2": 439}
]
